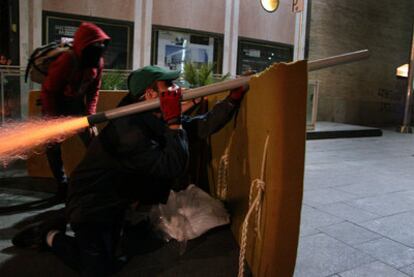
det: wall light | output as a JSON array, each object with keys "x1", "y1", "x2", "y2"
[
  {"x1": 396, "y1": 64, "x2": 408, "y2": 78},
  {"x1": 260, "y1": 0, "x2": 279, "y2": 13}
]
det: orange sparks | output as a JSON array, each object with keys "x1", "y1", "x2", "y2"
[{"x1": 0, "y1": 116, "x2": 90, "y2": 165}]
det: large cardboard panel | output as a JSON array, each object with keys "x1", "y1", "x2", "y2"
[
  {"x1": 210, "y1": 61, "x2": 307, "y2": 276},
  {"x1": 27, "y1": 90, "x2": 127, "y2": 177}
]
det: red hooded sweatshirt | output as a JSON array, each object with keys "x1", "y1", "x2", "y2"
[{"x1": 41, "y1": 22, "x2": 110, "y2": 116}]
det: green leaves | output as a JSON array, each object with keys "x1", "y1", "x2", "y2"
[
  {"x1": 183, "y1": 63, "x2": 198, "y2": 87},
  {"x1": 101, "y1": 71, "x2": 128, "y2": 90},
  {"x1": 182, "y1": 63, "x2": 228, "y2": 88},
  {"x1": 198, "y1": 63, "x2": 214, "y2": 86}
]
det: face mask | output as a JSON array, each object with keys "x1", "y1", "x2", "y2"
[{"x1": 81, "y1": 43, "x2": 106, "y2": 68}]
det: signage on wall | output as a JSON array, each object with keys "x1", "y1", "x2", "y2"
[
  {"x1": 292, "y1": 0, "x2": 304, "y2": 13},
  {"x1": 43, "y1": 11, "x2": 134, "y2": 69}
]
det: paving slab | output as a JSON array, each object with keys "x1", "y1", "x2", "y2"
[
  {"x1": 318, "y1": 222, "x2": 382, "y2": 246},
  {"x1": 304, "y1": 169, "x2": 369, "y2": 191},
  {"x1": 294, "y1": 233, "x2": 374, "y2": 277},
  {"x1": 303, "y1": 188, "x2": 360, "y2": 207},
  {"x1": 335, "y1": 174, "x2": 414, "y2": 198},
  {"x1": 315, "y1": 202, "x2": 380, "y2": 223},
  {"x1": 338, "y1": 261, "x2": 409, "y2": 277},
  {"x1": 345, "y1": 191, "x2": 414, "y2": 216},
  {"x1": 0, "y1": 188, "x2": 50, "y2": 206},
  {"x1": 356, "y1": 238, "x2": 414, "y2": 268},
  {"x1": 300, "y1": 128, "x2": 414, "y2": 276},
  {"x1": 359, "y1": 211, "x2": 414, "y2": 248},
  {"x1": 400, "y1": 263, "x2": 414, "y2": 276},
  {"x1": 299, "y1": 205, "x2": 344, "y2": 236}
]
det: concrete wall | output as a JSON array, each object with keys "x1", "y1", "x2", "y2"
[
  {"x1": 308, "y1": 0, "x2": 414, "y2": 126},
  {"x1": 43, "y1": 0, "x2": 295, "y2": 43},
  {"x1": 43, "y1": 0, "x2": 135, "y2": 21},
  {"x1": 239, "y1": 0, "x2": 295, "y2": 45},
  {"x1": 39, "y1": 0, "x2": 296, "y2": 74},
  {"x1": 152, "y1": 0, "x2": 226, "y2": 34}
]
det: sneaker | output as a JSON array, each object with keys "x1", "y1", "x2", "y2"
[{"x1": 12, "y1": 216, "x2": 66, "y2": 249}]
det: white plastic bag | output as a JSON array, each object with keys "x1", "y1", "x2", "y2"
[{"x1": 150, "y1": 184, "x2": 230, "y2": 244}]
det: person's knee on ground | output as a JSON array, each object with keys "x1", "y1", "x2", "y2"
[
  {"x1": 46, "y1": 230, "x2": 61, "y2": 247},
  {"x1": 12, "y1": 215, "x2": 66, "y2": 249}
]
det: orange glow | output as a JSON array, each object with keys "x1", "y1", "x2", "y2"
[{"x1": 0, "y1": 117, "x2": 89, "y2": 165}]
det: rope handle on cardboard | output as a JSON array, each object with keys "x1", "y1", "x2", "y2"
[
  {"x1": 238, "y1": 134, "x2": 270, "y2": 277},
  {"x1": 216, "y1": 130, "x2": 236, "y2": 200}
]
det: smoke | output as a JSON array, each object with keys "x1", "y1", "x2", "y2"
[{"x1": 0, "y1": 117, "x2": 89, "y2": 166}]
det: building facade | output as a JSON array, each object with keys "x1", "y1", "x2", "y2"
[{"x1": 1, "y1": 0, "x2": 414, "y2": 127}]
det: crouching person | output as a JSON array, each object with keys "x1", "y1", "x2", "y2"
[
  {"x1": 13, "y1": 66, "x2": 189, "y2": 277},
  {"x1": 12, "y1": 65, "x2": 248, "y2": 276},
  {"x1": 119, "y1": 65, "x2": 249, "y2": 222}
]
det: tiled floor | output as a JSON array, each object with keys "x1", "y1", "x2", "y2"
[
  {"x1": 2, "y1": 129, "x2": 414, "y2": 276},
  {"x1": 295, "y1": 129, "x2": 414, "y2": 277}
]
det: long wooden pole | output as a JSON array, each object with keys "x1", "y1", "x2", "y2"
[{"x1": 87, "y1": 49, "x2": 370, "y2": 125}]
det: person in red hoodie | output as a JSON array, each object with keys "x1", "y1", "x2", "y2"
[{"x1": 41, "y1": 22, "x2": 110, "y2": 200}]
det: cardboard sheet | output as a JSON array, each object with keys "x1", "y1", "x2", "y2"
[{"x1": 209, "y1": 61, "x2": 307, "y2": 276}]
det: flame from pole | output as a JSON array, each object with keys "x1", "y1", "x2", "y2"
[{"x1": 0, "y1": 117, "x2": 89, "y2": 165}]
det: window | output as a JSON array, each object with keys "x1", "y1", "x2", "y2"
[
  {"x1": 237, "y1": 38, "x2": 293, "y2": 74},
  {"x1": 43, "y1": 11, "x2": 134, "y2": 69},
  {"x1": 152, "y1": 26, "x2": 223, "y2": 73}
]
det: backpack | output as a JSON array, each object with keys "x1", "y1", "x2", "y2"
[{"x1": 25, "y1": 40, "x2": 74, "y2": 84}]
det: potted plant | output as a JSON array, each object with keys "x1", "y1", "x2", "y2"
[{"x1": 181, "y1": 63, "x2": 230, "y2": 88}]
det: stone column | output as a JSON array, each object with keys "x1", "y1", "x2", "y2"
[
  {"x1": 32, "y1": 0, "x2": 43, "y2": 51},
  {"x1": 223, "y1": 0, "x2": 240, "y2": 76},
  {"x1": 19, "y1": 0, "x2": 30, "y2": 118},
  {"x1": 293, "y1": 0, "x2": 308, "y2": 61},
  {"x1": 399, "y1": 24, "x2": 414, "y2": 133},
  {"x1": 133, "y1": 0, "x2": 153, "y2": 69}
]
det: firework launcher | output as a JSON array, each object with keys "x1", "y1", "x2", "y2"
[{"x1": 87, "y1": 49, "x2": 369, "y2": 126}]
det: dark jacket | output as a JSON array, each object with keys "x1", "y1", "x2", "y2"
[
  {"x1": 41, "y1": 22, "x2": 110, "y2": 116},
  {"x1": 66, "y1": 95, "x2": 238, "y2": 224}
]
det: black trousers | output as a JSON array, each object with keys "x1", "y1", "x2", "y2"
[
  {"x1": 51, "y1": 222, "x2": 124, "y2": 277},
  {"x1": 46, "y1": 127, "x2": 96, "y2": 184}
]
